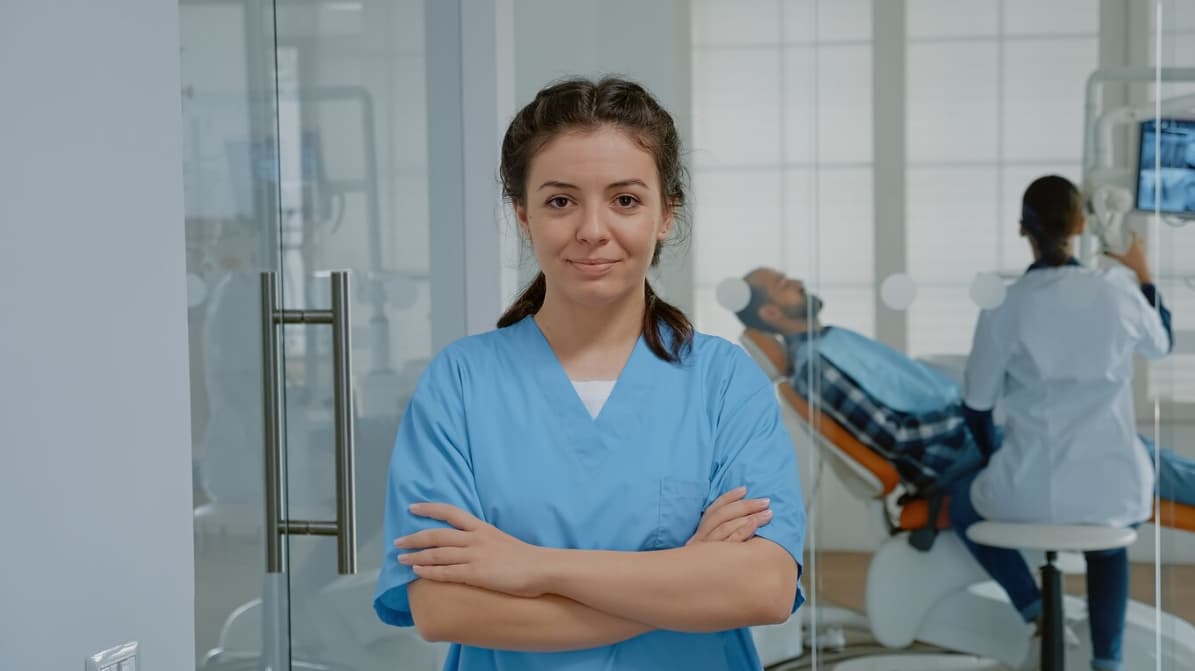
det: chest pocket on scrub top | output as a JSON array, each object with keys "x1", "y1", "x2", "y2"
[{"x1": 648, "y1": 479, "x2": 710, "y2": 549}]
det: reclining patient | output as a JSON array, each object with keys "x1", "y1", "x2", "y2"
[
  {"x1": 729, "y1": 266, "x2": 1195, "y2": 512},
  {"x1": 731, "y1": 173, "x2": 1190, "y2": 668}
]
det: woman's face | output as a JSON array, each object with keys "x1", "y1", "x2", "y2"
[{"x1": 516, "y1": 125, "x2": 673, "y2": 310}]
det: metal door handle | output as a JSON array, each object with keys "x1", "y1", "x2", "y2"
[{"x1": 261, "y1": 271, "x2": 358, "y2": 575}]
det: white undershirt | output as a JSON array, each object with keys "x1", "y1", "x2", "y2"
[{"x1": 570, "y1": 379, "x2": 617, "y2": 419}]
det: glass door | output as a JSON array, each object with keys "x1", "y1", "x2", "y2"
[
  {"x1": 181, "y1": 0, "x2": 290, "y2": 668},
  {"x1": 272, "y1": 1, "x2": 455, "y2": 669},
  {"x1": 182, "y1": 1, "x2": 464, "y2": 669}
]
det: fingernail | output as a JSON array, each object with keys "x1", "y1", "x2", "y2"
[
  {"x1": 761, "y1": 509, "x2": 774, "y2": 518},
  {"x1": 398, "y1": 554, "x2": 412, "y2": 564},
  {"x1": 735, "y1": 486, "x2": 748, "y2": 493},
  {"x1": 393, "y1": 537, "x2": 406, "y2": 547},
  {"x1": 758, "y1": 498, "x2": 770, "y2": 507}
]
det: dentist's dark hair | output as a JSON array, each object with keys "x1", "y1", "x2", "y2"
[
  {"x1": 496, "y1": 76, "x2": 693, "y2": 363},
  {"x1": 1021, "y1": 175, "x2": 1082, "y2": 267}
]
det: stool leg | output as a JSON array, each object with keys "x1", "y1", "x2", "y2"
[{"x1": 1041, "y1": 551, "x2": 1064, "y2": 671}]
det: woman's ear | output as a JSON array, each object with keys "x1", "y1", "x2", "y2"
[
  {"x1": 658, "y1": 200, "x2": 677, "y2": 241},
  {"x1": 515, "y1": 202, "x2": 530, "y2": 237},
  {"x1": 658, "y1": 211, "x2": 674, "y2": 241}
]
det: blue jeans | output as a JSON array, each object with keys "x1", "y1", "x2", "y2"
[{"x1": 948, "y1": 472, "x2": 1129, "y2": 671}]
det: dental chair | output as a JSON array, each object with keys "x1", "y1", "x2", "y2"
[{"x1": 739, "y1": 328, "x2": 1195, "y2": 671}]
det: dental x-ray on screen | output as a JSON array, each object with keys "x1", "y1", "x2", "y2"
[{"x1": 1137, "y1": 118, "x2": 1195, "y2": 214}]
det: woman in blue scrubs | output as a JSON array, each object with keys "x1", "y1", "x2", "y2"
[
  {"x1": 374, "y1": 77, "x2": 806, "y2": 670},
  {"x1": 950, "y1": 175, "x2": 1172, "y2": 671}
]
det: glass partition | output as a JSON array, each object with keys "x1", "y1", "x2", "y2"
[{"x1": 1153, "y1": 1, "x2": 1195, "y2": 669}]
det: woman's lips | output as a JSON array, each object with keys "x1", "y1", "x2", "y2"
[{"x1": 569, "y1": 259, "x2": 618, "y2": 276}]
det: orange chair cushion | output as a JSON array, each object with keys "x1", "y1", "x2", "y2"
[
  {"x1": 1152, "y1": 499, "x2": 1195, "y2": 533},
  {"x1": 777, "y1": 384, "x2": 902, "y2": 496},
  {"x1": 744, "y1": 329, "x2": 792, "y2": 376},
  {"x1": 899, "y1": 496, "x2": 953, "y2": 531},
  {"x1": 895, "y1": 497, "x2": 1195, "y2": 533}
]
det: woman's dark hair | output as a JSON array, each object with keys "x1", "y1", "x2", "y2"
[
  {"x1": 1021, "y1": 175, "x2": 1083, "y2": 267},
  {"x1": 496, "y1": 76, "x2": 693, "y2": 363}
]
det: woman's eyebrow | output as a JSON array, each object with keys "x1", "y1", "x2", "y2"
[
  {"x1": 607, "y1": 179, "x2": 649, "y2": 190},
  {"x1": 536, "y1": 180, "x2": 579, "y2": 191}
]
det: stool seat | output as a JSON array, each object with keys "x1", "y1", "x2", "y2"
[{"x1": 967, "y1": 521, "x2": 1137, "y2": 553}]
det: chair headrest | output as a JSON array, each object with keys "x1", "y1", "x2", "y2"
[{"x1": 741, "y1": 329, "x2": 792, "y2": 378}]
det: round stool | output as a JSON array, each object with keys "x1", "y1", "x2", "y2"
[{"x1": 966, "y1": 522, "x2": 1137, "y2": 671}]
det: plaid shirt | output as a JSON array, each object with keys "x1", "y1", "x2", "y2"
[{"x1": 788, "y1": 331, "x2": 974, "y2": 494}]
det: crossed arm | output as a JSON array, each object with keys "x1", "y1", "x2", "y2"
[{"x1": 401, "y1": 488, "x2": 797, "y2": 651}]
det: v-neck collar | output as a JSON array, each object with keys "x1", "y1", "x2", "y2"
[{"x1": 520, "y1": 315, "x2": 651, "y2": 426}]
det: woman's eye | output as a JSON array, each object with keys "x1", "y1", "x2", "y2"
[
  {"x1": 546, "y1": 196, "x2": 570, "y2": 208},
  {"x1": 616, "y1": 195, "x2": 639, "y2": 208}
]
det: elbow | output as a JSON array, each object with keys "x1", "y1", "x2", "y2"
[
  {"x1": 748, "y1": 557, "x2": 799, "y2": 626},
  {"x1": 411, "y1": 606, "x2": 448, "y2": 643},
  {"x1": 753, "y1": 587, "x2": 795, "y2": 626},
  {"x1": 409, "y1": 581, "x2": 452, "y2": 643}
]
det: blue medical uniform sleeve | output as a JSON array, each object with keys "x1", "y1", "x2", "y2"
[
  {"x1": 962, "y1": 405, "x2": 997, "y2": 460},
  {"x1": 1140, "y1": 283, "x2": 1173, "y2": 353},
  {"x1": 709, "y1": 351, "x2": 807, "y2": 612},
  {"x1": 373, "y1": 350, "x2": 482, "y2": 627},
  {"x1": 963, "y1": 308, "x2": 1011, "y2": 412}
]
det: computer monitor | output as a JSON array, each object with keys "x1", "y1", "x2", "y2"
[{"x1": 1136, "y1": 117, "x2": 1195, "y2": 216}]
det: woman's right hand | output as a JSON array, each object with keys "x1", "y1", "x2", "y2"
[
  {"x1": 1105, "y1": 233, "x2": 1153, "y2": 285},
  {"x1": 686, "y1": 486, "x2": 773, "y2": 545}
]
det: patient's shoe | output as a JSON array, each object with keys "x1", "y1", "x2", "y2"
[{"x1": 1019, "y1": 626, "x2": 1081, "y2": 670}]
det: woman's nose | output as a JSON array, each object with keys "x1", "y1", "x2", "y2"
[{"x1": 576, "y1": 207, "x2": 610, "y2": 244}]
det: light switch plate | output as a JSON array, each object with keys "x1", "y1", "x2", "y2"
[{"x1": 85, "y1": 642, "x2": 138, "y2": 671}]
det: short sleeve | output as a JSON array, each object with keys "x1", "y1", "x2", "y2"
[
  {"x1": 373, "y1": 349, "x2": 483, "y2": 627},
  {"x1": 963, "y1": 308, "x2": 1010, "y2": 412},
  {"x1": 709, "y1": 349, "x2": 807, "y2": 613}
]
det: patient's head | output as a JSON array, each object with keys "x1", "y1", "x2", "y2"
[{"x1": 735, "y1": 267, "x2": 823, "y2": 335}]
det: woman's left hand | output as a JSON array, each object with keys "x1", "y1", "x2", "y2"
[{"x1": 395, "y1": 503, "x2": 546, "y2": 598}]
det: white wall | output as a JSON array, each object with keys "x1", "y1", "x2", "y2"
[
  {"x1": 510, "y1": 0, "x2": 694, "y2": 315},
  {"x1": 0, "y1": 1, "x2": 194, "y2": 667}
]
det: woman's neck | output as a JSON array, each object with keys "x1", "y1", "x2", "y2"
[
  {"x1": 1030, "y1": 238, "x2": 1075, "y2": 263},
  {"x1": 534, "y1": 285, "x2": 646, "y2": 378}
]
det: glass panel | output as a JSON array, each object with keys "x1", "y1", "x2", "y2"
[
  {"x1": 272, "y1": 0, "x2": 453, "y2": 669},
  {"x1": 180, "y1": 1, "x2": 289, "y2": 669},
  {"x1": 691, "y1": 0, "x2": 780, "y2": 47},
  {"x1": 1002, "y1": 38, "x2": 1098, "y2": 162},
  {"x1": 1155, "y1": 1, "x2": 1195, "y2": 669},
  {"x1": 693, "y1": 169, "x2": 785, "y2": 287},
  {"x1": 1002, "y1": 0, "x2": 1099, "y2": 35},
  {"x1": 784, "y1": 45, "x2": 873, "y2": 164},
  {"x1": 906, "y1": 42, "x2": 1000, "y2": 162},
  {"x1": 907, "y1": 0, "x2": 998, "y2": 39},
  {"x1": 782, "y1": 0, "x2": 872, "y2": 44},
  {"x1": 906, "y1": 166, "x2": 1001, "y2": 282},
  {"x1": 692, "y1": 47, "x2": 784, "y2": 168}
]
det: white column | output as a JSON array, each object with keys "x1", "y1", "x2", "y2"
[{"x1": 872, "y1": 0, "x2": 909, "y2": 352}]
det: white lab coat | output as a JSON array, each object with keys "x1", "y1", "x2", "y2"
[{"x1": 964, "y1": 265, "x2": 1170, "y2": 527}]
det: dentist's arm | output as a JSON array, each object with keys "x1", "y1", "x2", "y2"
[{"x1": 1107, "y1": 234, "x2": 1172, "y2": 355}]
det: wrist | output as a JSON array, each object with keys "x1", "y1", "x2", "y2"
[{"x1": 1138, "y1": 272, "x2": 1152, "y2": 286}]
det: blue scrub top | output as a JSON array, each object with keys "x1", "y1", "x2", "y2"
[{"x1": 375, "y1": 316, "x2": 806, "y2": 671}]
